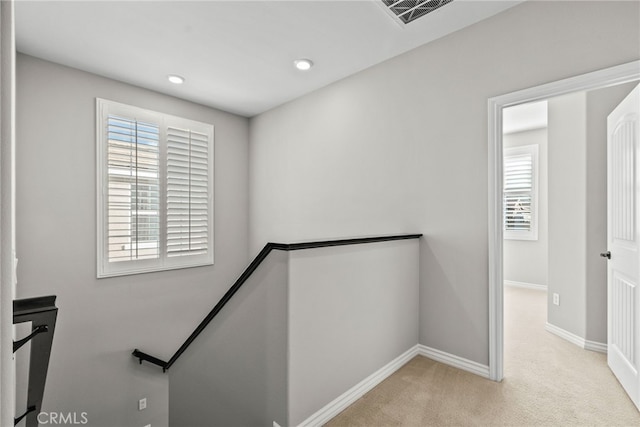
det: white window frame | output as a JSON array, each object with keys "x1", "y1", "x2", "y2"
[
  {"x1": 96, "y1": 99, "x2": 214, "y2": 278},
  {"x1": 503, "y1": 144, "x2": 538, "y2": 241}
]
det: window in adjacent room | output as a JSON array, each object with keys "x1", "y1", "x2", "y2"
[
  {"x1": 503, "y1": 144, "x2": 538, "y2": 241},
  {"x1": 96, "y1": 99, "x2": 214, "y2": 277}
]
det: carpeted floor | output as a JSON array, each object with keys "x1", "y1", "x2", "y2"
[{"x1": 326, "y1": 286, "x2": 640, "y2": 426}]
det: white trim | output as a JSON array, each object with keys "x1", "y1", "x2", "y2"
[
  {"x1": 418, "y1": 344, "x2": 490, "y2": 379},
  {"x1": 297, "y1": 345, "x2": 419, "y2": 427},
  {"x1": 297, "y1": 344, "x2": 492, "y2": 427},
  {"x1": 584, "y1": 340, "x2": 608, "y2": 354},
  {"x1": 488, "y1": 93, "x2": 504, "y2": 382},
  {"x1": 545, "y1": 322, "x2": 584, "y2": 348},
  {"x1": 504, "y1": 280, "x2": 547, "y2": 291},
  {"x1": 488, "y1": 60, "x2": 640, "y2": 382},
  {"x1": 545, "y1": 322, "x2": 607, "y2": 354}
]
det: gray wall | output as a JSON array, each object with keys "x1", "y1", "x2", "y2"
[
  {"x1": 170, "y1": 239, "x2": 419, "y2": 427},
  {"x1": 16, "y1": 54, "x2": 250, "y2": 426},
  {"x1": 250, "y1": 1, "x2": 640, "y2": 365},
  {"x1": 548, "y1": 92, "x2": 588, "y2": 338},
  {"x1": 169, "y1": 250, "x2": 289, "y2": 427},
  {"x1": 288, "y1": 240, "x2": 419, "y2": 425},
  {"x1": 503, "y1": 128, "x2": 548, "y2": 286},
  {"x1": 546, "y1": 83, "x2": 638, "y2": 344}
]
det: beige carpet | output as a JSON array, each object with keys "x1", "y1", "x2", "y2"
[{"x1": 326, "y1": 286, "x2": 640, "y2": 426}]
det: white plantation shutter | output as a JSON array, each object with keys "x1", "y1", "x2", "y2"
[
  {"x1": 503, "y1": 145, "x2": 538, "y2": 240},
  {"x1": 97, "y1": 99, "x2": 214, "y2": 277},
  {"x1": 167, "y1": 127, "x2": 210, "y2": 257},
  {"x1": 504, "y1": 154, "x2": 532, "y2": 231}
]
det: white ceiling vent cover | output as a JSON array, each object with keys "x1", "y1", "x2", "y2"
[{"x1": 382, "y1": 0, "x2": 455, "y2": 25}]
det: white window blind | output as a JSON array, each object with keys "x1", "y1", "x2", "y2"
[
  {"x1": 167, "y1": 127, "x2": 210, "y2": 258},
  {"x1": 97, "y1": 99, "x2": 214, "y2": 277},
  {"x1": 503, "y1": 144, "x2": 538, "y2": 240}
]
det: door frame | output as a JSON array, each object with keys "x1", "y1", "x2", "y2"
[{"x1": 488, "y1": 60, "x2": 640, "y2": 382}]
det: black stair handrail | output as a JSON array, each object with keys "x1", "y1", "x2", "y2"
[
  {"x1": 133, "y1": 234, "x2": 422, "y2": 372},
  {"x1": 14, "y1": 295, "x2": 58, "y2": 427}
]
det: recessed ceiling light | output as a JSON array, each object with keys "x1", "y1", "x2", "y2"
[
  {"x1": 168, "y1": 74, "x2": 185, "y2": 84},
  {"x1": 294, "y1": 59, "x2": 314, "y2": 71}
]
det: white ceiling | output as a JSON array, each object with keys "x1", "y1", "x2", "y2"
[
  {"x1": 15, "y1": 0, "x2": 523, "y2": 117},
  {"x1": 503, "y1": 100, "x2": 548, "y2": 134}
]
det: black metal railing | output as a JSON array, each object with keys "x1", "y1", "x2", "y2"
[
  {"x1": 133, "y1": 234, "x2": 422, "y2": 372},
  {"x1": 13, "y1": 295, "x2": 58, "y2": 427}
]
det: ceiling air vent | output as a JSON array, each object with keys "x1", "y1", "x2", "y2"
[{"x1": 382, "y1": 0, "x2": 454, "y2": 25}]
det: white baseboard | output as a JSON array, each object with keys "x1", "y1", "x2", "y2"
[
  {"x1": 545, "y1": 322, "x2": 607, "y2": 354},
  {"x1": 417, "y1": 344, "x2": 490, "y2": 379},
  {"x1": 504, "y1": 280, "x2": 547, "y2": 291},
  {"x1": 297, "y1": 344, "x2": 493, "y2": 427},
  {"x1": 545, "y1": 322, "x2": 584, "y2": 347},
  {"x1": 297, "y1": 345, "x2": 419, "y2": 427},
  {"x1": 584, "y1": 340, "x2": 608, "y2": 353}
]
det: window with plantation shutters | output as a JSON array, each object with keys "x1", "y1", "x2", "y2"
[
  {"x1": 503, "y1": 144, "x2": 538, "y2": 241},
  {"x1": 97, "y1": 99, "x2": 214, "y2": 277}
]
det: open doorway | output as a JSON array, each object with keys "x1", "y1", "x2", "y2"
[
  {"x1": 488, "y1": 60, "x2": 640, "y2": 383},
  {"x1": 502, "y1": 101, "x2": 548, "y2": 295},
  {"x1": 501, "y1": 100, "x2": 549, "y2": 378},
  {"x1": 501, "y1": 83, "x2": 636, "y2": 373}
]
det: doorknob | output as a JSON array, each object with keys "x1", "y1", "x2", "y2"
[{"x1": 600, "y1": 251, "x2": 611, "y2": 259}]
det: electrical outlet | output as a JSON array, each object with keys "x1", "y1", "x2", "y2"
[
  {"x1": 553, "y1": 293, "x2": 560, "y2": 306},
  {"x1": 138, "y1": 398, "x2": 147, "y2": 411}
]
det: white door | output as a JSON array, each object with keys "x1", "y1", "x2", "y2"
[{"x1": 607, "y1": 83, "x2": 640, "y2": 411}]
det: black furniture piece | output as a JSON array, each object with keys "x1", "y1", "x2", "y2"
[{"x1": 13, "y1": 296, "x2": 58, "y2": 427}]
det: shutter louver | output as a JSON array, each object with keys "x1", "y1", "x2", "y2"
[
  {"x1": 503, "y1": 153, "x2": 533, "y2": 232},
  {"x1": 167, "y1": 127, "x2": 210, "y2": 257},
  {"x1": 106, "y1": 115, "x2": 160, "y2": 262}
]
